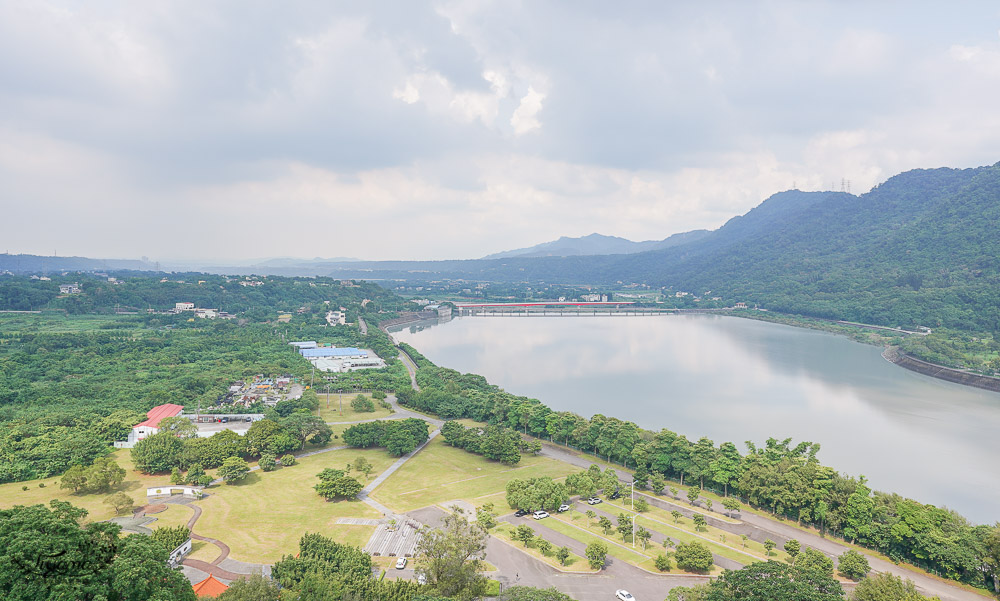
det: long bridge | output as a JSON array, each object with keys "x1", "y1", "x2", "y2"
[{"x1": 454, "y1": 301, "x2": 731, "y2": 316}]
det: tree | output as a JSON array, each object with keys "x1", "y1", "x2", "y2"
[
  {"x1": 598, "y1": 515, "x2": 613, "y2": 535},
  {"x1": 415, "y1": 507, "x2": 489, "y2": 601},
  {"x1": 158, "y1": 416, "x2": 198, "y2": 439},
  {"x1": 186, "y1": 463, "x2": 206, "y2": 485},
  {"x1": 260, "y1": 452, "x2": 277, "y2": 472},
  {"x1": 314, "y1": 474, "x2": 363, "y2": 500},
  {"x1": 476, "y1": 504, "x2": 497, "y2": 530},
  {"x1": 796, "y1": 547, "x2": 834, "y2": 577},
  {"x1": 721, "y1": 497, "x2": 741, "y2": 517},
  {"x1": 687, "y1": 487, "x2": 701, "y2": 506},
  {"x1": 353, "y1": 456, "x2": 373, "y2": 478},
  {"x1": 85, "y1": 457, "x2": 126, "y2": 493},
  {"x1": 170, "y1": 467, "x2": 185, "y2": 484},
  {"x1": 650, "y1": 474, "x2": 666, "y2": 495},
  {"x1": 670, "y1": 486, "x2": 679, "y2": 499},
  {"x1": 636, "y1": 526, "x2": 652, "y2": 549},
  {"x1": 616, "y1": 513, "x2": 633, "y2": 542},
  {"x1": 536, "y1": 539, "x2": 553, "y2": 556},
  {"x1": 784, "y1": 539, "x2": 801, "y2": 563},
  {"x1": 555, "y1": 546, "x2": 571, "y2": 566},
  {"x1": 216, "y1": 573, "x2": 282, "y2": 600},
  {"x1": 672, "y1": 510, "x2": 683, "y2": 523},
  {"x1": 280, "y1": 453, "x2": 296, "y2": 466},
  {"x1": 383, "y1": 427, "x2": 418, "y2": 456},
  {"x1": 600, "y1": 469, "x2": 619, "y2": 494},
  {"x1": 351, "y1": 394, "x2": 375, "y2": 412},
  {"x1": 565, "y1": 472, "x2": 597, "y2": 498},
  {"x1": 706, "y1": 499, "x2": 713, "y2": 512},
  {"x1": 218, "y1": 456, "x2": 250, "y2": 483},
  {"x1": 705, "y1": 560, "x2": 844, "y2": 601},
  {"x1": 131, "y1": 431, "x2": 184, "y2": 473},
  {"x1": 741, "y1": 535, "x2": 749, "y2": 549},
  {"x1": 585, "y1": 509, "x2": 596, "y2": 522},
  {"x1": 675, "y1": 541, "x2": 714, "y2": 572},
  {"x1": 59, "y1": 465, "x2": 89, "y2": 493},
  {"x1": 763, "y1": 539, "x2": 776, "y2": 556},
  {"x1": 837, "y1": 549, "x2": 870, "y2": 580},
  {"x1": 850, "y1": 572, "x2": 933, "y2": 601},
  {"x1": 585, "y1": 542, "x2": 608, "y2": 570},
  {"x1": 667, "y1": 584, "x2": 711, "y2": 601},
  {"x1": 634, "y1": 498, "x2": 650, "y2": 512},
  {"x1": 500, "y1": 586, "x2": 574, "y2": 601},
  {"x1": 514, "y1": 525, "x2": 535, "y2": 547},
  {"x1": 104, "y1": 492, "x2": 134, "y2": 515},
  {"x1": 655, "y1": 553, "x2": 672, "y2": 571},
  {"x1": 0, "y1": 500, "x2": 196, "y2": 601},
  {"x1": 280, "y1": 413, "x2": 333, "y2": 450},
  {"x1": 693, "y1": 514, "x2": 708, "y2": 532},
  {"x1": 150, "y1": 525, "x2": 190, "y2": 553}
]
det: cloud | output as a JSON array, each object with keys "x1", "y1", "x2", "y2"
[{"x1": 2, "y1": 1, "x2": 1000, "y2": 262}]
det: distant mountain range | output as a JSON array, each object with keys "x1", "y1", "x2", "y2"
[
  {"x1": 0, "y1": 254, "x2": 157, "y2": 274},
  {"x1": 482, "y1": 231, "x2": 710, "y2": 259},
  {"x1": 5, "y1": 161, "x2": 1000, "y2": 334}
]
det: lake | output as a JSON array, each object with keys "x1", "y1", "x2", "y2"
[{"x1": 390, "y1": 314, "x2": 1000, "y2": 524}]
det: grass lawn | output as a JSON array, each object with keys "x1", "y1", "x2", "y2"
[
  {"x1": 369, "y1": 437, "x2": 576, "y2": 513},
  {"x1": 148, "y1": 503, "x2": 194, "y2": 530},
  {"x1": 188, "y1": 539, "x2": 222, "y2": 563},
  {"x1": 0, "y1": 449, "x2": 200, "y2": 523},
  {"x1": 549, "y1": 510, "x2": 723, "y2": 575},
  {"x1": 492, "y1": 523, "x2": 593, "y2": 572},
  {"x1": 319, "y1": 393, "x2": 394, "y2": 422},
  {"x1": 603, "y1": 498, "x2": 782, "y2": 563},
  {"x1": 193, "y1": 447, "x2": 395, "y2": 563}
]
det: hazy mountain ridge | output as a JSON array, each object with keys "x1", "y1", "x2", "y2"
[{"x1": 482, "y1": 230, "x2": 709, "y2": 259}]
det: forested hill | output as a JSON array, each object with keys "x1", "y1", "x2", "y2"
[
  {"x1": 280, "y1": 162, "x2": 1000, "y2": 333},
  {"x1": 609, "y1": 163, "x2": 1000, "y2": 331}
]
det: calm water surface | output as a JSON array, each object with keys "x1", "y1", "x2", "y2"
[{"x1": 391, "y1": 314, "x2": 1000, "y2": 524}]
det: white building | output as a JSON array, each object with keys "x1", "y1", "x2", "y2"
[
  {"x1": 114, "y1": 403, "x2": 184, "y2": 449},
  {"x1": 175, "y1": 302, "x2": 195, "y2": 311}
]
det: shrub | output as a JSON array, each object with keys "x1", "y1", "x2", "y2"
[
  {"x1": 350, "y1": 395, "x2": 375, "y2": 413},
  {"x1": 655, "y1": 554, "x2": 672, "y2": 572},
  {"x1": 280, "y1": 454, "x2": 296, "y2": 466}
]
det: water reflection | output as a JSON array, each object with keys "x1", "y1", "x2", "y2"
[{"x1": 391, "y1": 315, "x2": 1000, "y2": 523}]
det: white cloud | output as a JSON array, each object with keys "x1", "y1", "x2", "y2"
[{"x1": 510, "y1": 86, "x2": 545, "y2": 135}]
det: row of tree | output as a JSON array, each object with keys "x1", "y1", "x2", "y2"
[
  {"x1": 398, "y1": 359, "x2": 1000, "y2": 591},
  {"x1": 341, "y1": 418, "x2": 430, "y2": 456},
  {"x1": 440, "y1": 420, "x2": 539, "y2": 465}
]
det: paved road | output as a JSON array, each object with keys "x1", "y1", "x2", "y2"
[
  {"x1": 411, "y1": 506, "x2": 709, "y2": 601},
  {"x1": 535, "y1": 441, "x2": 987, "y2": 601},
  {"x1": 397, "y1": 348, "x2": 421, "y2": 392},
  {"x1": 359, "y1": 317, "x2": 368, "y2": 335}
]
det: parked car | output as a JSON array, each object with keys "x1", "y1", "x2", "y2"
[
  {"x1": 615, "y1": 590, "x2": 635, "y2": 601},
  {"x1": 532, "y1": 510, "x2": 550, "y2": 520},
  {"x1": 514, "y1": 509, "x2": 530, "y2": 517},
  {"x1": 609, "y1": 489, "x2": 621, "y2": 500},
  {"x1": 558, "y1": 504, "x2": 571, "y2": 512},
  {"x1": 587, "y1": 497, "x2": 602, "y2": 505},
  {"x1": 221, "y1": 417, "x2": 229, "y2": 424},
  {"x1": 395, "y1": 557, "x2": 408, "y2": 569}
]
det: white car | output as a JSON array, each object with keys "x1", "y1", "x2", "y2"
[
  {"x1": 558, "y1": 504, "x2": 571, "y2": 512},
  {"x1": 587, "y1": 497, "x2": 602, "y2": 505},
  {"x1": 532, "y1": 510, "x2": 550, "y2": 520},
  {"x1": 395, "y1": 557, "x2": 408, "y2": 569},
  {"x1": 615, "y1": 590, "x2": 635, "y2": 601}
]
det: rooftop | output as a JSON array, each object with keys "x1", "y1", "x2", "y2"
[{"x1": 135, "y1": 403, "x2": 185, "y2": 430}]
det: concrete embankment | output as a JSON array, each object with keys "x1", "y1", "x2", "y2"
[{"x1": 883, "y1": 346, "x2": 1000, "y2": 393}]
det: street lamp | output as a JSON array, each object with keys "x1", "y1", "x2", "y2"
[{"x1": 630, "y1": 480, "x2": 636, "y2": 548}]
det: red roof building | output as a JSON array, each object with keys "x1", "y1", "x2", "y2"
[
  {"x1": 131, "y1": 403, "x2": 185, "y2": 443},
  {"x1": 192, "y1": 574, "x2": 229, "y2": 597}
]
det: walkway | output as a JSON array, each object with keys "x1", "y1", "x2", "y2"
[{"x1": 359, "y1": 428, "x2": 441, "y2": 518}]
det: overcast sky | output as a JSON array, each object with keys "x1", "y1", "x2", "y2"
[{"x1": 2, "y1": 2, "x2": 999, "y2": 262}]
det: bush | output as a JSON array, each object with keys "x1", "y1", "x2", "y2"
[
  {"x1": 280, "y1": 454, "x2": 296, "y2": 466},
  {"x1": 350, "y1": 395, "x2": 375, "y2": 413},
  {"x1": 655, "y1": 554, "x2": 672, "y2": 572},
  {"x1": 837, "y1": 549, "x2": 870, "y2": 580},
  {"x1": 675, "y1": 541, "x2": 713, "y2": 572},
  {"x1": 585, "y1": 542, "x2": 608, "y2": 570},
  {"x1": 260, "y1": 453, "x2": 277, "y2": 472},
  {"x1": 218, "y1": 457, "x2": 250, "y2": 483}
]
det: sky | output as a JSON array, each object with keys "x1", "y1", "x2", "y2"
[{"x1": 2, "y1": 1, "x2": 999, "y2": 262}]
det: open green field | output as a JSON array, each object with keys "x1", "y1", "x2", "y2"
[
  {"x1": 370, "y1": 437, "x2": 577, "y2": 513},
  {"x1": 193, "y1": 447, "x2": 394, "y2": 562},
  {"x1": 492, "y1": 522, "x2": 593, "y2": 572},
  {"x1": 319, "y1": 393, "x2": 395, "y2": 422},
  {"x1": 0, "y1": 449, "x2": 212, "y2": 523}
]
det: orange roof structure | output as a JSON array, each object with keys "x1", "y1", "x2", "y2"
[
  {"x1": 192, "y1": 574, "x2": 228, "y2": 597},
  {"x1": 135, "y1": 403, "x2": 185, "y2": 429}
]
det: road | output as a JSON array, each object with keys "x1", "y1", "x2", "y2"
[
  {"x1": 536, "y1": 441, "x2": 987, "y2": 601},
  {"x1": 410, "y1": 506, "x2": 709, "y2": 601}
]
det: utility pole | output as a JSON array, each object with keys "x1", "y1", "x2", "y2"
[{"x1": 631, "y1": 481, "x2": 636, "y2": 548}]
